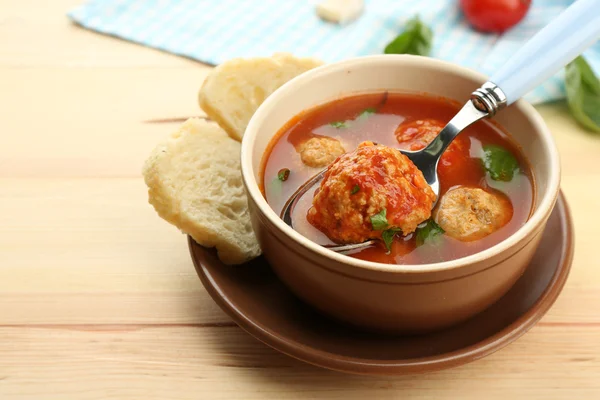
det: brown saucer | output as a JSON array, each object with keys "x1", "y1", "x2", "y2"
[{"x1": 189, "y1": 192, "x2": 573, "y2": 375}]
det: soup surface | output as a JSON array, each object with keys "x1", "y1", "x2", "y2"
[{"x1": 261, "y1": 92, "x2": 534, "y2": 265}]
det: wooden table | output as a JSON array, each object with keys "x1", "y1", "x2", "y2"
[{"x1": 1, "y1": 1, "x2": 599, "y2": 398}]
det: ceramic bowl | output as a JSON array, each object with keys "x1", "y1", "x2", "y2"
[{"x1": 241, "y1": 55, "x2": 561, "y2": 334}]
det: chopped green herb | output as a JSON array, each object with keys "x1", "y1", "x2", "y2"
[
  {"x1": 351, "y1": 185, "x2": 360, "y2": 195},
  {"x1": 370, "y1": 209, "x2": 388, "y2": 231},
  {"x1": 330, "y1": 121, "x2": 347, "y2": 129},
  {"x1": 382, "y1": 228, "x2": 402, "y2": 252},
  {"x1": 415, "y1": 219, "x2": 445, "y2": 247},
  {"x1": 482, "y1": 145, "x2": 519, "y2": 182},
  {"x1": 565, "y1": 56, "x2": 600, "y2": 133},
  {"x1": 277, "y1": 168, "x2": 290, "y2": 181},
  {"x1": 384, "y1": 16, "x2": 433, "y2": 56},
  {"x1": 358, "y1": 107, "x2": 377, "y2": 119}
]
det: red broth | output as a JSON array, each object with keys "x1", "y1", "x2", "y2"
[{"x1": 261, "y1": 92, "x2": 535, "y2": 265}]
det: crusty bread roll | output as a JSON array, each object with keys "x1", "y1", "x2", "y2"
[
  {"x1": 143, "y1": 118, "x2": 260, "y2": 265},
  {"x1": 198, "y1": 53, "x2": 323, "y2": 141}
]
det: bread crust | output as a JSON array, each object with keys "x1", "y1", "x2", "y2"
[{"x1": 198, "y1": 53, "x2": 323, "y2": 141}]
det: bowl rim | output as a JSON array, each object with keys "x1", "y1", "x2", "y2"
[{"x1": 241, "y1": 54, "x2": 561, "y2": 274}]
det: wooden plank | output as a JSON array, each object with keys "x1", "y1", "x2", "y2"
[
  {"x1": 0, "y1": 69, "x2": 209, "y2": 178},
  {"x1": 0, "y1": 0, "x2": 195, "y2": 68},
  {"x1": 0, "y1": 326, "x2": 598, "y2": 399}
]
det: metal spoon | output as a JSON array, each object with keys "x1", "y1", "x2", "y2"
[{"x1": 281, "y1": 0, "x2": 600, "y2": 253}]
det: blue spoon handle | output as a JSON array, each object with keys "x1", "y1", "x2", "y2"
[{"x1": 490, "y1": 0, "x2": 600, "y2": 105}]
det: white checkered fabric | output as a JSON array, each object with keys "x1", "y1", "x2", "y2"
[{"x1": 69, "y1": 0, "x2": 599, "y2": 104}]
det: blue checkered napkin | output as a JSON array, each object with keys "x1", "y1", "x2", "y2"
[{"x1": 68, "y1": 0, "x2": 599, "y2": 104}]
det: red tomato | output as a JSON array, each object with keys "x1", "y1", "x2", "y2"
[{"x1": 460, "y1": 0, "x2": 531, "y2": 33}]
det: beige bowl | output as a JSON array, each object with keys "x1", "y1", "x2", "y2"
[{"x1": 241, "y1": 55, "x2": 561, "y2": 334}]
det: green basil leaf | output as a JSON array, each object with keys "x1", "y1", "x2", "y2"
[
  {"x1": 382, "y1": 228, "x2": 402, "y2": 252},
  {"x1": 350, "y1": 184, "x2": 360, "y2": 195},
  {"x1": 384, "y1": 16, "x2": 433, "y2": 56},
  {"x1": 482, "y1": 145, "x2": 519, "y2": 182},
  {"x1": 565, "y1": 56, "x2": 600, "y2": 133},
  {"x1": 370, "y1": 209, "x2": 388, "y2": 231},
  {"x1": 330, "y1": 121, "x2": 347, "y2": 129},
  {"x1": 415, "y1": 219, "x2": 444, "y2": 247},
  {"x1": 358, "y1": 107, "x2": 377, "y2": 119}
]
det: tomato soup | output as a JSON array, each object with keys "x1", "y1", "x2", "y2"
[{"x1": 261, "y1": 92, "x2": 534, "y2": 265}]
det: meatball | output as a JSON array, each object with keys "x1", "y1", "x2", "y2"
[
  {"x1": 396, "y1": 119, "x2": 474, "y2": 183},
  {"x1": 299, "y1": 137, "x2": 345, "y2": 168},
  {"x1": 395, "y1": 118, "x2": 467, "y2": 153},
  {"x1": 307, "y1": 141, "x2": 436, "y2": 244},
  {"x1": 395, "y1": 119, "x2": 445, "y2": 150},
  {"x1": 434, "y1": 187, "x2": 513, "y2": 242}
]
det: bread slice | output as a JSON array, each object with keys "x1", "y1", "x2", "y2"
[
  {"x1": 198, "y1": 53, "x2": 323, "y2": 141},
  {"x1": 143, "y1": 118, "x2": 261, "y2": 265}
]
